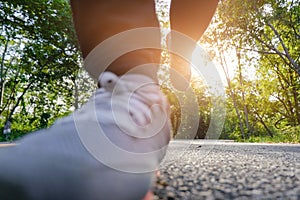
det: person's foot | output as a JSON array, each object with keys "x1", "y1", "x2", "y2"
[
  {"x1": 0, "y1": 72, "x2": 171, "y2": 200},
  {"x1": 141, "y1": 170, "x2": 160, "y2": 200},
  {"x1": 142, "y1": 190, "x2": 154, "y2": 200}
]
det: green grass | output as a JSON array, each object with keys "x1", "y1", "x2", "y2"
[
  {"x1": 237, "y1": 133, "x2": 300, "y2": 144},
  {"x1": 0, "y1": 130, "x2": 31, "y2": 142},
  {"x1": 242, "y1": 136, "x2": 299, "y2": 143}
]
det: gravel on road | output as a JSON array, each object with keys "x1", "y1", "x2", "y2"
[{"x1": 153, "y1": 140, "x2": 300, "y2": 200}]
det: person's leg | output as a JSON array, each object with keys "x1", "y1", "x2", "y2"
[
  {"x1": 0, "y1": 1, "x2": 219, "y2": 199},
  {"x1": 0, "y1": 2, "x2": 167, "y2": 200},
  {"x1": 169, "y1": 0, "x2": 219, "y2": 90},
  {"x1": 170, "y1": 0, "x2": 219, "y2": 41},
  {"x1": 70, "y1": 1, "x2": 166, "y2": 200},
  {"x1": 70, "y1": 0, "x2": 161, "y2": 80}
]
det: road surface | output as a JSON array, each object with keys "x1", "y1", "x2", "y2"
[
  {"x1": 1, "y1": 141, "x2": 299, "y2": 199},
  {"x1": 153, "y1": 140, "x2": 300, "y2": 200}
]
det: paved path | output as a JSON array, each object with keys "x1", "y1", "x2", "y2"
[
  {"x1": 153, "y1": 140, "x2": 300, "y2": 200},
  {"x1": 1, "y1": 141, "x2": 299, "y2": 199}
]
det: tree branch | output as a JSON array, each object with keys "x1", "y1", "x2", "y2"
[
  {"x1": 6, "y1": 79, "x2": 34, "y2": 122},
  {"x1": 0, "y1": 36, "x2": 10, "y2": 107},
  {"x1": 266, "y1": 21, "x2": 300, "y2": 75}
]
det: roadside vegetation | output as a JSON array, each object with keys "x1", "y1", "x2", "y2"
[{"x1": 1, "y1": 0, "x2": 299, "y2": 143}]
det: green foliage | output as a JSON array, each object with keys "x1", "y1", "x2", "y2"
[
  {"x1": 242, "y1": 126, "x2": 300, "y2": 143},
  {"x1": 1, "y1": 0, "x2": 299, "y2": 144},
  {"x1": 162, "y1": 76, "x2": 213, "y2": 139},
  {"x1": 0, "y1": 0, "x2": 95, "y2": 141},
  {"x1": 161, "y1": 86, "x2": 181, "y2": 137},
  {"x1": 201, "y1": 0, "x2": 300, "y2": 143}
]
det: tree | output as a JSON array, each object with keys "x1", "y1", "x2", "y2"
[
  {"x1": 217, "y1": 0, "x2": 299, "y2": 74},
  {"x1": 201, "y1": 0, "x2": 300, "y2": 141},
  {"x1": 0, "y1": 0, "x2": 89, "y2": 139}
]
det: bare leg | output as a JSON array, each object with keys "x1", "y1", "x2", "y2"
[
  {"x1": 70, "y1": 2, "x2": 162, "y2": 200},
  {"x1": 70, "y1": 0, "x2": 161, "y2": 79},
  {"x1": 170, "y1": 0, "x2": 219, "y2": 41},
  {"x1": 169, "y1": 0, "x2": 219, "y2": 90},
  {"x1": 69, "y1": 2, "x2": 218, "y2": 200}
]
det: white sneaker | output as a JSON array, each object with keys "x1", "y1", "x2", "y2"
[{"x1": 0, "y1": 72, "x2": 171, "y2": 200}]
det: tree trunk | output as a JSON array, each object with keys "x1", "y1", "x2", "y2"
[
  {"x1": 255, "y1": 111, "x2": 273, "y2": 137},
  {"x1": 292, "y1": 84, "x2": 300, "y2": 125},
  {"x1": 6, "y1": 81, "x2": 34, "y2": 123},
  {"x1": 231, "y1": 90, "x2": 245, "y2": 139},
  {"x1": 0, "y1": 37, "x2": 9, "y2": 108},
  {"x1": 219, "y1": 47, "x2": 245, "y2": 139},
  {"x1": 73, "y1": 77, "x2": 79, "y2": 110},
  {"x1": 0, "y1": 81, "x2": 5, "y2": 109},
  {"x1": 237, "y1": 47, "x2": 251, "y2": 138}
]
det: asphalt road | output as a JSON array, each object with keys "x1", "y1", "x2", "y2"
[
  {"x1": 153, "y1": 140, "x2": 300, "y2": 200},
  {"x1": 1, "y1": 141, "x2": 299, "y2": 200}
]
